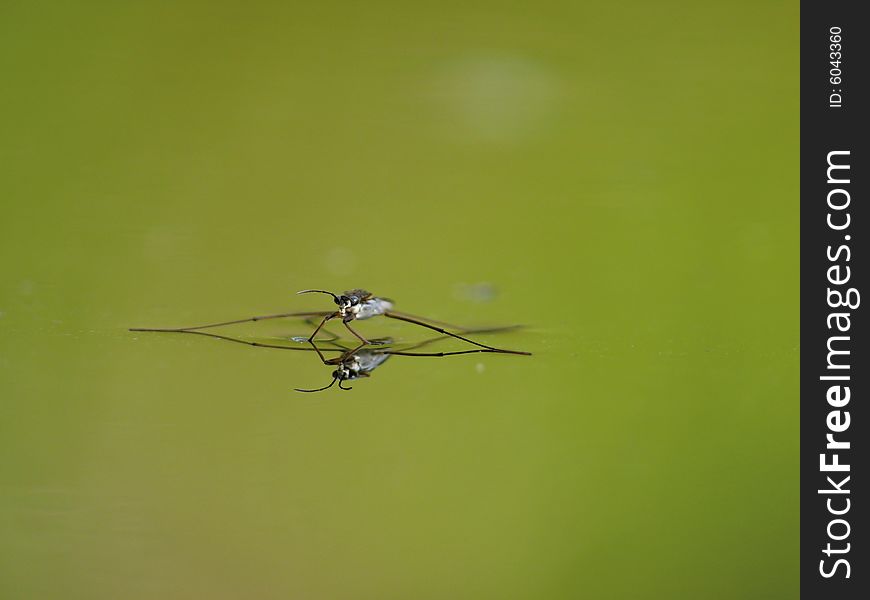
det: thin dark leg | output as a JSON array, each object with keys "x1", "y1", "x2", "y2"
[
  {"x1": 384, "y1": 312, "x2": 531, "y2": 355},
  {"x1": 380, "y1": 348, "x2": 501, "y2": 357},
  {"x1": 130, "y1": 311, "x2": 334, "y2": 333},
  {"x1": 308, "y1": 340, "x2": 368, "y2": 368},
  {"x1": 134, "y1": 329, "x2": 344, "y2": 354},
  {"x1": 395, "y1": 325, "x2": 524, "y2": 352},
  {"x1": 383, "y1": 310, "x2": 478, "y2": 331},
  {"x1": 307, "y1": 339, "x2": 363, "y2": 365},
  {"x1": 343, "y1": 342, "x2": 368, "y2": 357},
  {"x1": 303, "y1": 316, "x2": 339, "y2": 342},
  {"x1": 307, "y1": 313, "x2": 338, "y2": 342},
  {"x1": 306, "y1": 340, "x2": 331, "y2": 364},
  {"x1": 322, "y1": 339, "x2": 353, "y2": 351},
  {"x1": 343, "y1": 320, "x2": 370, "y2": 345}
]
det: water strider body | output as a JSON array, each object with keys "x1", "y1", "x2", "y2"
[
  {"x1": 335, "y1": 348, "x2": 391, "y2": 381},
  {"x1": 296, "y1": 288, "x2": 529, "y2": 354},
  {"x1": 300, "y1": 288, "x2": 393, "y2": 325},
  {"x1": 297, "y1": 345, "x2": 393, "y2": 392}
]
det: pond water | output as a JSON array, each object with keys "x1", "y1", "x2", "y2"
[{"x1": 1, "y1": 2, "x2": 797, "y2": 598}]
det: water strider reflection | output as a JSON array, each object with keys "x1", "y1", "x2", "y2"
[{"x1": 133, "y1": 325, "x2": 528, "y2": 393}]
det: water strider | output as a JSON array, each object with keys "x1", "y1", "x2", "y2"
[
  {"x1": 131, "y1": 327, "x2": 523, "y2": 392},
  {"x1": 296, "y1": 344, "x2": 503, "y2": 392},
  {"x1": 130, "y1": 288, "x2": 531, "y2": 355},
  {"x1": 297, "y1": 323, "x2": 524, "y2": 391}
]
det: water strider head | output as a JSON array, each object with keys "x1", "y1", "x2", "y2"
[{"x1": 297, "y1": 288, "x2": 365, "y2": 309}]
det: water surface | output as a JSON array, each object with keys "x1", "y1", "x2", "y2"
[{"x1": 1, "y1": 1, "x2": 797, "y2": 598}]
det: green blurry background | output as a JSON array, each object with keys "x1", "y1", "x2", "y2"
[{"x1": 1, "y1": 1, "x2": 797, "y2": 598}]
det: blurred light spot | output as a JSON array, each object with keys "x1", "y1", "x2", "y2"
[
  {"x1": 432, "y1": 56, "x2": 558, "y2": 143},
  {"x1": 454, "y1": 282, "x2": 498, "y2": 303},
  {"x1": 18, "y1": 280, "x2": 35, "y2": 296},
  {"x1": 475, "y1": 363, "x2": 486, "y2": 374},
  {"x1": 324, "y1": 246, "x2": 357, "y2": 276},
  {"x1": 143, "y1": 226, "x2": 188, "y2": 261}
]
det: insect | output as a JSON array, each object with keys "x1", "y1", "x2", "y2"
[
  {"x1": 296, "y1": 288, "x2": 395, "y2": 345},
  {"x1": 298, "y1": 344, "x2": 393, "y2": 392},
  {"x1": 132, "y1": 326, "x2": 523, "y2": 392},
  {"x1": 131, "y1": 288, "x2": 530, "y2": 355},
  {"x1": 297, "y1": 322, "x2": 526, "y2": 391}
]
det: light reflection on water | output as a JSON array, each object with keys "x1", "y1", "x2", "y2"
[{"x1": 128, "y1": 321, "x2": 532, "y2": 394}]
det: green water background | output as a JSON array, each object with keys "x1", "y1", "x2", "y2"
[{"x1": 1, "y1": 1, "x2": 798, "y2": 598}]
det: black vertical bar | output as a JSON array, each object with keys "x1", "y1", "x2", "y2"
[{"x1": 801, "y1": 1, "x2": 866, "y2": 597}]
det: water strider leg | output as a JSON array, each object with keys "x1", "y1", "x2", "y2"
[
  {"x1": 307, "y1": 313, "x2": 338, "y2": 342},
  {"x1": 302, "y1": 316, "x2": 339, "y2": 342},
  {"x1": 394, "y1": 325, "x2": 524, "y2": 353},
  {"x1": 384, "y1": 312, "x2": 530, "y2": 355},
  {"x1": 343, "y1": 320, "x2": 370, "y2": 345},
  {"x1": 130, "y1": 311, "x2": 334, "y2": 333}
]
